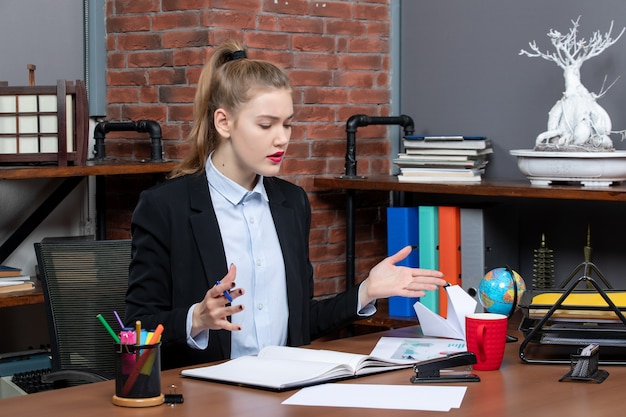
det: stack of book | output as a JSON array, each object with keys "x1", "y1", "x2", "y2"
[
  {"x1": 0, "y1": 265, "x2": 34, "y2": 294},
  {"x1": 394, "y1": 135, "x2": 492, "y2": 183}
]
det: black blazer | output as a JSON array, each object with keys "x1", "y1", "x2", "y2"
[{"x1": 125, "y1": 173, "x2": 361, "y2": 369}]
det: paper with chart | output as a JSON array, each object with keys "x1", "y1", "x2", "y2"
[
  {"x1": 413, "y1": 285, "x2": 477, "y2": 340},
  {"x1": 369, "y1": 337, "x2": 467, "y2": 363}
]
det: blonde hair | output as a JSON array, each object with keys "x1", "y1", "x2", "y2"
[{"x1": 170, "y1": 40, "x2": 292, "y2": 178}]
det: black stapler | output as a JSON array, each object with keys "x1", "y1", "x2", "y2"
[{"x1": 411, "y1": 352, "x2": 480, "y2": 383}]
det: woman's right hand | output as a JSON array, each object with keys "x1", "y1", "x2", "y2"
[{"x1": 191, "y1": 264, "x2": 245, "y2": 336}]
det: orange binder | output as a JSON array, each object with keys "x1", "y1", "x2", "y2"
[{"x1": 438, "y1": 206, "x2": 461, "y2": 317}]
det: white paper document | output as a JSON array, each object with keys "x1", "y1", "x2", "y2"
[
  {"x1": 282, "y1": 383, "x2": 467, "y2": 411},
  {"x1": 369, "y1": 337, "x2": 467, "y2": 363},
  {"x1": 413, "y1": 285, "x2": 477, "y2": 340}
]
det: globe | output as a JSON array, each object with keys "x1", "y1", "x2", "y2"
[{"x1": 478, "y1": 267, "x2": 526, "y2": 316}]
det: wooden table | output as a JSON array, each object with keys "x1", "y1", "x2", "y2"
[{"x1": 2, "y1": 322, "x2": 623, "y2": 416}]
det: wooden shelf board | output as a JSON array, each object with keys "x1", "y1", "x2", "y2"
[
  {"x1": 0, "y1": 159, "x2": 176, "y2": 180},
  {"x1": 0, "y1": 283, "x2": 44, "y2": 308},
  {"x1": 314, "y1": 176, "x2": 626, "y2": 202}
]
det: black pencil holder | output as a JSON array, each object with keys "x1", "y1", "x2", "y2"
[
  {"x1": 112, "y1": 343, "x2": 164, "y2": 407},
  {"x1": 559, "y1": 348, "x2": 609, "y2": 383}
]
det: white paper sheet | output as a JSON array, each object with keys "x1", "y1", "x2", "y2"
[
  {"x1": 282, "y1": 383, "x2": 467, "y2": 411},
  {"x1": 369, "y1": 337, "x2": 467, "y2": 363},
  {"x1": 414, "y1": 285, "x2": 477, "y2": 340}
]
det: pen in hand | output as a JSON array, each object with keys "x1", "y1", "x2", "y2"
[{"x1": 215, "y1": 280, "x2": 233, "y2": 302}]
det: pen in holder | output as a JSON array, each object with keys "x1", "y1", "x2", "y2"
[
  {"x1": 559, "y1": 344, "x2": 609, "y2": 383},
  {"x1": 112, "y1": 342, "x2": 164, "y2": 407}
]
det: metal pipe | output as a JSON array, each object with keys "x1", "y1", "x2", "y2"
[
  {"x1": 343, "y1": 114, "x2": 414, "y2": 178},
  {"x1": 341, "y1": 114, "x2": 415, "y2": 289},
  {"x1": 93, "y1": 120, "x2": 164, "y2": 162}
]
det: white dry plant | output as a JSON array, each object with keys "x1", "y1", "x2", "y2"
[{"x1": 520, "y1": 16, "x2": 626, "y2": 151}]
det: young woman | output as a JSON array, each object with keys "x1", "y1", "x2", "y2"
[{"x1": 125, "y1": 39, "x2": 446, "y2": 370}]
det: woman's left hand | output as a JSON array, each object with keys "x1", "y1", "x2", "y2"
[{"x1": 358, "y1": 245, "x2": 447, "y2": 306}]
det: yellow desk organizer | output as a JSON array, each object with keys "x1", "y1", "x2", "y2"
[{"x1": 518, "y1": 275, "x2": 626, "y2": 365}]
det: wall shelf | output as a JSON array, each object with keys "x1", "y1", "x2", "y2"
[
  {"x1": 1, "y1": 160, "x2": 176, "y2": 308},
  {"x1": 313, "y1": 176, "x2": 626, "y2": 202}
]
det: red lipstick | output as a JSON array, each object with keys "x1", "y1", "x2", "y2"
[{"x1": 268, "y1": 151, "x2": 284, "y2": 163}]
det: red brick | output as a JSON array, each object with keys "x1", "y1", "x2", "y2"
[
  {"x1": 140, "y1": 86, "x2": 159, "y2": 103},
  {"x1": 355, "y1": 3, "x2": 389, "y2": 21},
  {"x1": 295, "y1": 53, "x2": 339, "y2": 70},
  {"x1": 278, "y1": 16, "x2": 324, "y2": 34},
  {"x1": 161, "y1": 0, "x2": 207, "y2": 11},
  {"x1": 113, "y1": 0, "x2": 159, "y2": 14},
  {"x1": 307, "y1": 1, "x2": 353, "y2": 18},
  {"x1": 147, "y1": 68, "x2": 187, "y2": 85},
  {"x1": 107, "y1": 15, "x2": 151, "y2": 33},
  {"x1": 108, "y1": 70, "x2": 147, "y2": 86},
  {"x1": 162, "y1": 30, "x2": 210, "y2": 49},
  {"x1": 159, "y1": 86, "x2": 196, "y2": 103},
  {"x1": 303, "y1": 87, "x2": 346, "y2": 104},
  {"x1": 326, "y1": 19, "x2": 367, "y2": 36},
  {"x1": 305, "y1": 123, "x2": 344, "y2": 140},
  {"x1": 168, "y1": 104, "x2": 195, "y2": 122},
  {"x1": 152, "y1": 12, "x2": 201, "y2": 30},
  {"x1": 244, "y1": 32, "x2": 290, "y2": 50},
  {"x1": 212, "y1": 0, "x2": 260, "y2": 12},
  {"x1": 117, "y1": 33, "x2": 162, "y2": 51},
  {"x1": 348, "y1": 88, "x2": 390, "y2": 105},
  {"x1": 288, "y1": 70, "x2": 333, "y2": 87},
  {"x1": 258, "y1": 14, "x2": 278, "y2": 31},
  {"x1": 339, "y1": 55, "x2": 383, "y2": 71},
  {"x1": 292, "y1": 35, "x2": 335, "y2": 52},
  {"x1": 173, "y1": 48, "x2": 207, "y2": 67},
  {"x1": 208, "y1": 11, "x2": 256, "y2": 29},
  {"x1": 121, "y1": 105, "x2": 167, "y2": 121},
  {"x1": 348, "y1": 38, "x2": 388, "y2": 54},
  {"x1": 334, "y1": 71, "x2": 375, "y2": 88},
  {"x1": 107, "y1": 87, "x2": 139, "y2": 103},
  {"x1": 128, "y1": 51, "x2": 174, "y2": 67},
  {"x1": 107, "y1": 52, "x2": 127, "y2": 69},
  {"x1": 263, "y1": 0, "x2": 309, "y2": 15}
]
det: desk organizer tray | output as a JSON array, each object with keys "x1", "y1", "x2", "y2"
[
  {"x1": 519, "y1": 289, "x2": 626, "y2": 322},
  {"x1": 518, "y1": 277, "x2": 626, "y2": 365}
]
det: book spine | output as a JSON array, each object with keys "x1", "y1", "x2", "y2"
[
  {"x1": 386, "y1": 207, "x2": 420, "y2": 317},
  {"x1": 418, "y1": 206, "x2": 439, "y2": 314},
  {"x1": 438, "y1": 206, "x2": 461, "y2": 318}
]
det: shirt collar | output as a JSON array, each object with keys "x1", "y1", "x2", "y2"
[{"x1": 205, "y1": 154, "x2": 268, "y2": 205}]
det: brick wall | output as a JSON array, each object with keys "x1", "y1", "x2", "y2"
[{"x1": 104, "y1": 0, "x2": 392, "y2": 297}]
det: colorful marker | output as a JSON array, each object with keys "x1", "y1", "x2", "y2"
[
  {"x1": 135, "y1": 320, "x2": 142, "y2": 346},
  {"x1": 96, "y1": 314, "x2": 120, "y2": 343},
  {"x1": 113, "y1": 310, "x2": 124, "y2": 329}
]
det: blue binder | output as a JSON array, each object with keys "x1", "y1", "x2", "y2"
[{"x1": 386, "y1": 207, "x2": 420, "y2": 317}]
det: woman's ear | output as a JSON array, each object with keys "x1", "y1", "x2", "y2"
[{"x1": 214, "y1": 108, "x2": 231, "y2": 138}]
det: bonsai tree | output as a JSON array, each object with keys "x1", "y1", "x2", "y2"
[{"x1": 520, "y1": 17, "x2": 625, "y2": 151}]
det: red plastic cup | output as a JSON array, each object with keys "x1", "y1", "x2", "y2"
[{"x1": 465, "y1": 313, "x2": 508, "y2": 371}]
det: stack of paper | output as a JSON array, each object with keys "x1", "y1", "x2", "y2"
[
  {"x1": 0, "y1": 275, "x2": 35, "y2": 294},
  {"x1": 394, "y1": 135, "x2": 492, "y2": 183}
]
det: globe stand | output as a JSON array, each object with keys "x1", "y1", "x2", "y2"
[{"x1": 505, "y1": 266, "x2": 519, "y2": 343}]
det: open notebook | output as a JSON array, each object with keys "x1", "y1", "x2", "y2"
[{"x1": 181, "y1": 345, "x2": 412, "y2": 391}]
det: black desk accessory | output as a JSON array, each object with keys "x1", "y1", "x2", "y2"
[
  {"x1": 560, "y1": 343, "x2": 609, "y2": 383},
  {"x1": 411, "y1": 352, "x2": 480, "y2": 383}
]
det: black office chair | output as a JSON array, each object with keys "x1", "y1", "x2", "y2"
[{"x1": 34, "y1": 237, "x2": 131, "y2": 387}]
